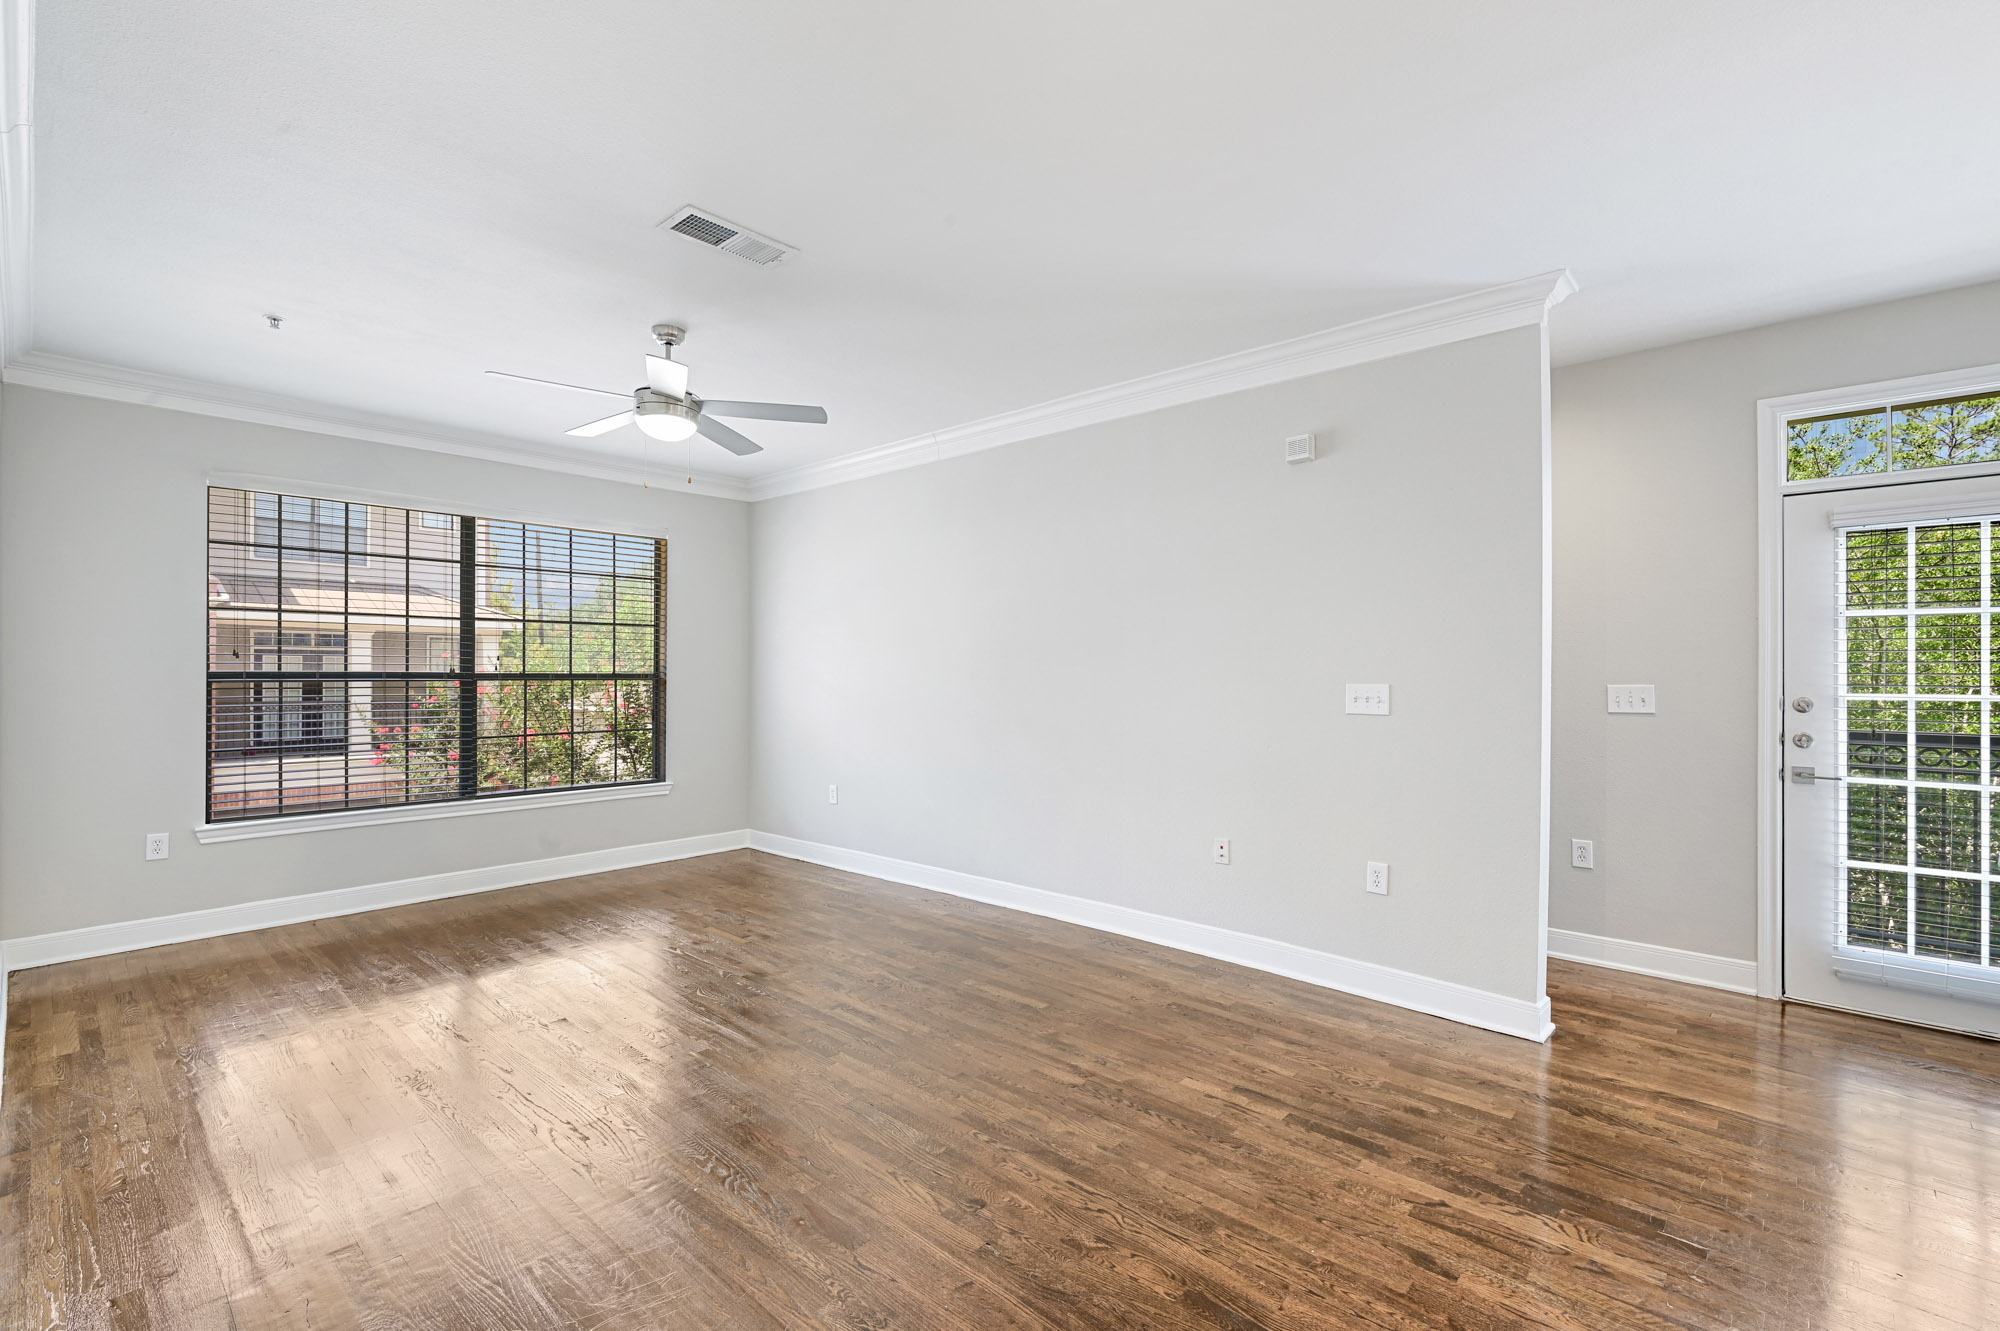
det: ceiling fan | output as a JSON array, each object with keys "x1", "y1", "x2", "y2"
[{"x1": 486, "y1": 324, "x2": 827, "y2": 456}]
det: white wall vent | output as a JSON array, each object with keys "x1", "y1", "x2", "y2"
[
  {"x1": 1285, "y1": 433, "x2": 1316, "y2": 463},
  {"x1": 658, "y1": 206, "x2": 798, "y2": 267}
]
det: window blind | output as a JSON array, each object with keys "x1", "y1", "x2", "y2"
[{"x1": 207, "y1": 487, "x2": 664, "y2": 822}]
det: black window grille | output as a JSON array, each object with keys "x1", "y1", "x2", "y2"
[{"x1": 207, "y1": 487, "x2": 664, "y2": 822}]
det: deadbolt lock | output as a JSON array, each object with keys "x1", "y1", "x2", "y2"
[
  {"x1": 1792, "y1": 697, "x2": 1814, "y2": 714},
  {"x1": 1792, "y1": 732, "x2": 1815, "y2": 749}
]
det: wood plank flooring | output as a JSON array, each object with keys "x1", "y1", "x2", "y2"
[{"x1": 5, "y1": 849, "x2": 1999, "y2": 1329}]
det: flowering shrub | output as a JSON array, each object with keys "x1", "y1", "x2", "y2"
[
  {"x1": 371, "y1": 605, "x2": 656, "y2": 792},
  {"x1": 371, "y1": 678, "x2": 655, "y2": 792}
]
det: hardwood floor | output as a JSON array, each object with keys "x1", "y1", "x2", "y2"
[{"x1": 5, "y1": 851, "x2": 1999, "y2": 1329}]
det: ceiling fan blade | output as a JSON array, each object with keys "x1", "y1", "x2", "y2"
[
  {"x1": 645, "y1": 355, "x2": 690, "y2": 398},
  {"x1": 486, "y1": 370, "x2": 629, "y2": 399},
  {"x1": 696, "y1": 414, "x2": 764, "y2": 456},
  {"x1": 567, "y1": 411, "x2": 636, "y2": 438},
  {"x1": 697, "y1": 400, "x2": 828, "y2": 424}
]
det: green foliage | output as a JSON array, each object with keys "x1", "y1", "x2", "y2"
[
  {"x1": 474, "y1": 679, "x2": 656, "y2": 790},
  {"x1": 1790, "y1": 394, "x2": 2000, "y2": 481},
  {"x1": 1846, "y1": 868, "x2": 1906, "y2": 950},
  {"x1": 1790, "y1": 410, "x2": 1887, "y2": 480},
  {"x1": 1915, "y1": 874, "x2": 1980, "y2": 960},
  {"x1": 373, "y1": 569, "x2": 658, "y2": 793},
  {"x1": 1893, "y1": 395, "x2": 2000, "y2": 471}
]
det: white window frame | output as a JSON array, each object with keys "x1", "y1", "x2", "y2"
[{"x1": 1756, "y1": 361, "x2": 2000, "y2": 998}]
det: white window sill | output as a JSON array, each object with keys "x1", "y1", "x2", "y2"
[{"x1": 194, "y1": 780, "x2": 673, "y2": 843}]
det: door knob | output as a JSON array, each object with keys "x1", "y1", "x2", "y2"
[
  {"x1": 1792, "y1": 732, "x2": 1815, "y2": 748},
  {"x1": 1792, "y1": 697, "x2": 1814, "y2": 713}
]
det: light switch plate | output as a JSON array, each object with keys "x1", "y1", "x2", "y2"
[
  {"x1": 1607, "y1": 684, "x2": 1656, "y2": 714},
  {"x1": 1345, "y1": 684, "x2": 1390, "y2": 715}
]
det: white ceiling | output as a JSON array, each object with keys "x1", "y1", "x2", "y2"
[{"x1": 24, "y1": 0, "x2": 2000, "y2": 482}]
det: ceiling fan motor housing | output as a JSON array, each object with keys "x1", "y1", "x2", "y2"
[{"x1": 633, "y1": 389, "x2": 701, "y2": 441}]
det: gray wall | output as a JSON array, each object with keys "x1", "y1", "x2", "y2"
[
  {"x1": 1550, "y1": 277, "x2": 2000, "y2": 960},
  {"x1": 752, "y1": 327, "x2": 1553, "y2": 1004},
  {"x1": 0, "y1": 386, "x2": 751, "y2": 939}
]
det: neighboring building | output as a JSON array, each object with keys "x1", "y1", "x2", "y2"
[{"x1": 206, "y1": 495, "x2": 512, "y2": 816}]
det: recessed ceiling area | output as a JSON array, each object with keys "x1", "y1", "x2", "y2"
[{"x1": 26, "y1": 0, "x2": 2000, "y2": 480}]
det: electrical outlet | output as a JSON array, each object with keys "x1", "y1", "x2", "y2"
[
  {"x1": 1345, "y1": 684, "x2": 1390, "y2": 715},
  {"x1": 1607, "y1": 684, "x2": 1656, "y2": 714},
  {"x1": 1571, "y1": 838, "x2": 1595, "y2": 870},
  {"x1": 1213, "y1": 837, "x2": 1231, "y2": 865},
  {"x1": 1366, "y1": 861, "x2": 1389, "y2": 895},
  {"x1": 828, "y1": 784, "x2": 838, "y2": 805},
  {"x1": 145, "y1": 832, "x2": 170, "y2": 861}
]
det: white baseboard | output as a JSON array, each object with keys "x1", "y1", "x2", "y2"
[
  {"x1": 0, "y1": 825, "x2": 1551, "y2": 1077},
  {"x1": 1, "y1": 829, "x2": 753, "y2": 974},
  {"x1": 1547, "y1": 926, "x2": 1757, "y2": 995},
  {"x1": 748, "y1": 832, "x2": 1554, "y2": 1042}
]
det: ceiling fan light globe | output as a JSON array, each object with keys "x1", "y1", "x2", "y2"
[{"x1": 634, "y1": 397, "x2": 700, "y2": 443}]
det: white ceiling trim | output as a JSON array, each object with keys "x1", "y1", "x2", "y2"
[
  {"x1": 0, "y1": 0, "x2": 34, "y2": 367},
  {"x1": 2, "y1": 350, "x2": 754, "y2": 501},
  {"x1": 1, "y1": 271, "x2": 1575, "y2": 509},
  {"x1": 0, "y1": 1, "x2": 757, "y2": 504},
  {"x1": 0, "y1": 0, "x2": 1573, "y2": 508},
  {"x1": 749, "y1": 269, "x2": 1578, "y2": 501}
]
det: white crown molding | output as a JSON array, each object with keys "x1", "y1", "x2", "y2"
[
  {"x1": 750, "y1": 269, "x2": 1579, "y2": 501},
  {"x1": 0, "y1": 0, "x2": 1569, "y2": 515},
  {"x1": 0, "y1": 269, "x2": 1574, "y2": 509},
  {"x1": 0, "y1": 0, "x2": 34, "y2": 367},
  {"x1": 750, "y1": 831, "x2": 1554, "y2": 1041},
  {"x1": 2, "y1": 350, "x2": 754, "y2": 501},
  {"x1": 0, "y1": 3, "x2": 743, "y2": 504}
]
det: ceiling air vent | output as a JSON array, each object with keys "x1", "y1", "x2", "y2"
[{"x1": 659, "y1": 206, "x2": 798, "y2": 267}]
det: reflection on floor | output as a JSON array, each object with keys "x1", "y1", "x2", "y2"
[{"x1": 5, "y1": 849, "x2": 1998, "y2": 1329}]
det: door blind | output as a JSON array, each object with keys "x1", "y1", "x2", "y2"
[{"x1": 1835, "y1": 518, "x2": 1995, "y2": 976}]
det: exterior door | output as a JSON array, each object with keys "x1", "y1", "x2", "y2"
[{"x1": 1784, "y1": 472, "x2": 2000, "y2": 1035}]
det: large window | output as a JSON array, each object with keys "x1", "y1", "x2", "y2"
[{"x1": 207, "y1": 487, "x2": 664, "y2": 822}]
